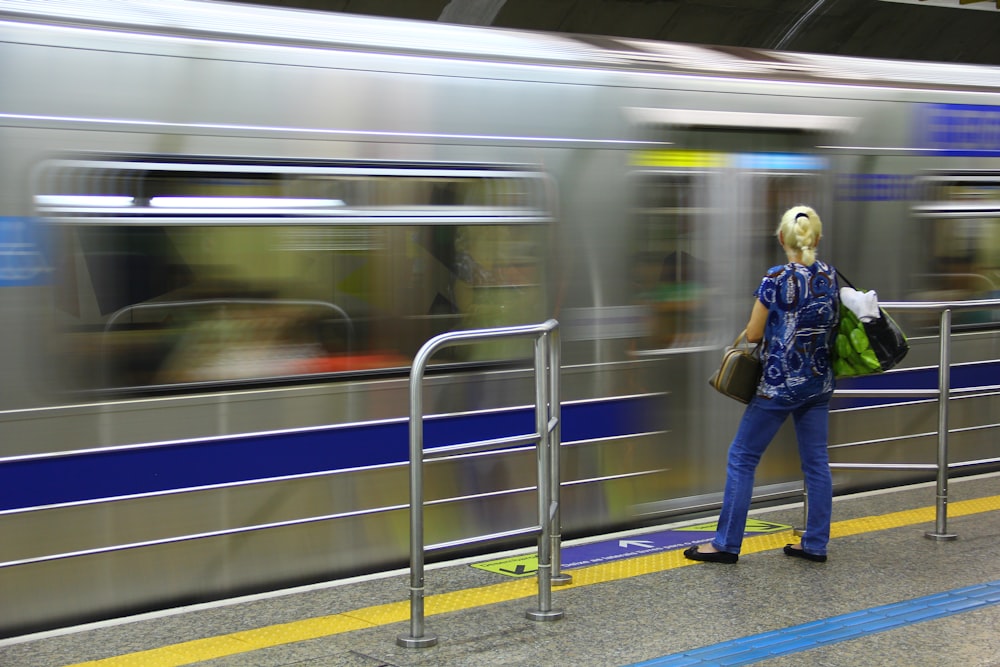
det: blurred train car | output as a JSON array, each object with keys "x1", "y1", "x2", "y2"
[{"x1": 1, "y1": 0, "x2": 999, "y2": 636}]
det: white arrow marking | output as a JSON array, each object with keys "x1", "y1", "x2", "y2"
[{"x1": 619, "y1": 539, "x2": 655, "y2": 549}]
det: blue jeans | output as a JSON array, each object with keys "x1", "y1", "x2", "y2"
[{"x1": 712, "y1": 394, "x2": 833, "y2": 557}]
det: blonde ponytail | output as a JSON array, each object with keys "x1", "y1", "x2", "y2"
[{"x1": 779, "y1": 205, "x2": 822, "y2": 265}]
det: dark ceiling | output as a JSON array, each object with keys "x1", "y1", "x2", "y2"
[{"x1": 236, "y1": 0, "x2": 1000, "y2": 67}]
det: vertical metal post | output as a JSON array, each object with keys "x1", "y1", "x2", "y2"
[
  {"x1": 926, "y1": 308, "x2": 957, "y2": 541},
  {"x1": 527, "y1": 332, "x2": 563, "y2": 621},
  {"x1": 548, "y1": 327, "x2": 572, "y2": 585},
  {"x1": 398, "y1": 320, "x2": 564, "y2": 647},
  {"x1": 397, "y1": 355, "x2": 438, "y2": 648}
]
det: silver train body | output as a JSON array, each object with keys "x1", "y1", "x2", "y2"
[{"x1": 2, "y1": 0, "x2": 999, "y2": 636}]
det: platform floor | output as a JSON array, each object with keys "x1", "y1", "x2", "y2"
[{"x1": 3, "y1": 472, "x2": 1000, "y2": 667}]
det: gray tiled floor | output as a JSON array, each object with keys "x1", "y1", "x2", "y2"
[{"x1": 3, "y1": 473, "x2": 999, "y2": 667}]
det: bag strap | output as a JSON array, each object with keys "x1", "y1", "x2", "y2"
[
  {"x1": 835, "y1": 268, "x2": 856, "y2": 290},
  {"x1": 733, "y1": 329, "x2": 759, "y2": 352}
]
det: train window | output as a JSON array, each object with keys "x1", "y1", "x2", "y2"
[
  {"x1": 630, "y1": 170, "x2": 710, "y2": 349},
  {"x1": 912, "y1": 173, "x2": 1000, "y2": 328},
  {"x1": 34, "y1": 157, "x2": 552, "y2": 392}
]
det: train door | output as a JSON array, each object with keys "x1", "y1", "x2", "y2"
[{"x1": 629, "y1": 107, "x2": 844, "y2": 510}]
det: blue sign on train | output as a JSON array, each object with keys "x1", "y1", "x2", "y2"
[
  {"x1": 0, "y1": 217, "x2": 51, "y2": 286},
  {"x1": 916, "y1": 103, "x2": 1000, "y2": 155}
]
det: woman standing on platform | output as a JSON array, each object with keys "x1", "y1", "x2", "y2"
[{"x1": 685, "y1": 205, "x2": 838, "y2": 564}]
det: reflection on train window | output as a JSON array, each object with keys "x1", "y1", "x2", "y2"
[
  {"x1": 913, "y1": 173, "x2": 1000, "y2": 328},
  {"x1": 35, "y1": 158, "x2": 552, "y2": 391},
  {"x1": 630, "y1": 172, "x2": 708, "y2": 348}
]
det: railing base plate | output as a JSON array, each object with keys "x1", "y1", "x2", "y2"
[
  {"x1": 526, "y1": 608, "x2": 564, "y2": 622},
  {"x1": 924, "y1": 531, "x2": 958, "y2": 541},
  {"x1": 397, "y1": 634, "x2": 439, "y2": 648},
  {"x1": 552, "y1": 573, "x2": 573, "y2": 586}
]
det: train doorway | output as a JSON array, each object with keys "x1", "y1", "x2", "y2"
[{"x1": 627, "y1": 112, "x2": 839, "y2": 512}]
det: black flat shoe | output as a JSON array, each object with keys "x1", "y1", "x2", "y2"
[
  {"x1": 683, "y1": 545, "x2": 738, "y2": 564},
  {"x1": 783, "y1": 544, "x2": 827, "y2": 563}
]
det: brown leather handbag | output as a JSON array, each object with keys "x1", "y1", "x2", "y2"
[{"x1": 709, "y1": 330, "x2": 762, "y2": 404}]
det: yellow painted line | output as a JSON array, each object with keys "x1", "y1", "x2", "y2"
[{"x1": 66, "y1": 494, "x2": 1000, "y2": 667}]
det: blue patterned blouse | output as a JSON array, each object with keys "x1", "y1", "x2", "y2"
[{"x1": 755, "y1": 261, "x2": 839, "y2": 405}]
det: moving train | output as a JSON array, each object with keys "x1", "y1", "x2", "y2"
[{"x1": 1, "y1": 0, "x2": 999, "y2": 637}]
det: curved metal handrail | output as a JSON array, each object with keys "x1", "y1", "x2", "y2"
[
  {"x1": 100, "y1": 298, "x2": 354, "y2": 388},
  {"x1": 399, "y1": 319, "x2": 564, "y2": 648}
]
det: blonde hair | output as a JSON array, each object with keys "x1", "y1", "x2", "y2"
[{"x1": 778, "y1": 205, "x2": 822, "y2": 266}]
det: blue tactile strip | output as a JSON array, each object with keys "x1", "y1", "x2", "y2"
[{"x1": 628, "y1": 579, "x2": 1000, "y2": 667}]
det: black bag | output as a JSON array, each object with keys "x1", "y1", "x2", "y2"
[
  {"x1": 834, "y1": 272, "x2": 909, "y2": 378},
  {"x1": 863, "y1": 310, "x2": 909, "y2": 371},
  {"x1": 709, "y1": 330, "x2": 762, "y2": 404}
]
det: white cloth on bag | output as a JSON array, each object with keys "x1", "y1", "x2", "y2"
[{"x1": 840, "y1": 286, "x2": 880, "y2": 322}]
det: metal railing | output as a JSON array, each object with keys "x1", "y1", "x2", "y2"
[
  {"x1": 397, "y1": 319, "x2": 567, "y2": 649},
  {"x1": 827, "y1": 297, "x2": 1000, "y2": 541}
]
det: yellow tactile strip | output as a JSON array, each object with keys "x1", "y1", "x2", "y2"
[{"x1": 68, "y1": 495, "x2": 1000, "y2": 667}]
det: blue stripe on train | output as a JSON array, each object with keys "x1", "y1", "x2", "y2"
[
  {"x1": 0, "y1": 394, "x2": 662, "y2": 513},
  {"x1": 832, "y1": 360, "x2": 1000, "y2": 410}
]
